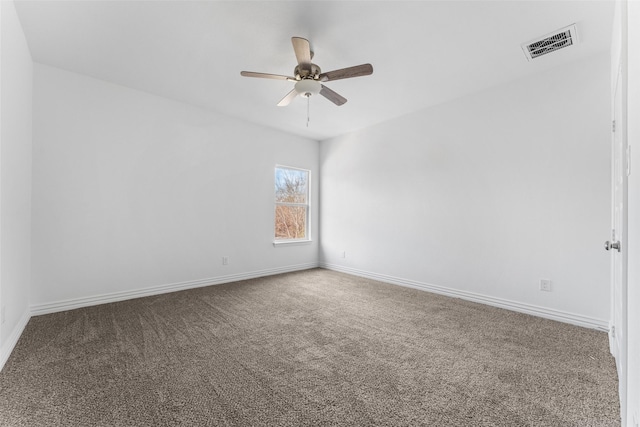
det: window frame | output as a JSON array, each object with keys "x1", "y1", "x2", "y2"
[{"x1": 273, "y1": 165, "x2": 312, "y2": 246}]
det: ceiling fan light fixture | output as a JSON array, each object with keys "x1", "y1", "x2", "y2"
[
  {"x1": 295, "y1": 79, "x2": 321, "y2": 97},
  {"x1": 241, "y1": 36, "x2": 372, "y2": 107}
]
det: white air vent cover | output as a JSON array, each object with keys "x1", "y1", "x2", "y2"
[{"x1": 521, "y1": 24, "x2": 579, "y2": 61}]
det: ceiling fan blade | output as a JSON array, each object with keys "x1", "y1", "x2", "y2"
[
  {"x1": 277, "y1": 89, "x2": 299, "y2": 107},
  {"x1": 319, "y1": 85, "x2": 347, "y2": 106},
  {"x1": 241, "y1": 71, "x2": 296, "y2": 82},
  {"x1": 291, "y1": 37, "x2": 311, "y2": 65},
  {"x1": 319, "y1": 64, "x2": 373, "y2": 82}
]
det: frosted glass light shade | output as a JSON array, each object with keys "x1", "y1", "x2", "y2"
[{"x1": 295, "y1": 79, "x2": 321, "y2": 97}]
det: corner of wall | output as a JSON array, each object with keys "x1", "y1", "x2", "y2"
[
  {"x1": 0, "y1": 308, "x2": 30, "y2": 371},
  {"x1": 0, "y1": 0, "x2": 34, "y2": 372}
]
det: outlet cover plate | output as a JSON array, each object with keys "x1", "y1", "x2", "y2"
[{"x1": 540, "y1": 279, "x2": 552, "y2": 292}]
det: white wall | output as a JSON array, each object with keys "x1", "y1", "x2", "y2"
[
  {"x1": 31, "y1": 64, "x2": 319, "y2": 311},
  {"x1": 320, "y1": 53, "x2": 611, "y2": 329},
  {"x1": 0, "y1": 0, "x2": 33, "y2": 366}
]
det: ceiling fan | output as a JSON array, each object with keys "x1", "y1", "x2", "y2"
[{"x1": 240, "y1": 37, "x2": 373, "y2": 107}]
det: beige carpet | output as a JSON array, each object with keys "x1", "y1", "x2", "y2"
[{"x1": 0, "y1": 268, "x2": 620, "y2": 426}]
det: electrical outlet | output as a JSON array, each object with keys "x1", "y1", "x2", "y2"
[
  {"x1": 222, "y1": 256, "x2": 229, "y2": 266},
  {"x1": 539, "y1": 279, "x2": 552, "y2": 292}
]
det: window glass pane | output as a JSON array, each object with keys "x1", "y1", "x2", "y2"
[
  {"x1": 275, "y1": 168, "x2": 308, "y2": 203},
  {"x1": 275, "y1": 205, "x2": 307, "y2": 240}
]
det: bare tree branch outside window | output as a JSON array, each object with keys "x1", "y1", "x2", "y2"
[{"x1": 275, "y1": 167, "x2": 309, "y2": 240}]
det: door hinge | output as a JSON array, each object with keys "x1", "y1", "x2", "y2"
[
  {"x1": 612, "y1": 120, "x2": 616, "y2": 133},
  {"x1": 611, "y1": 325, "x2": 616, "y2": 338}
]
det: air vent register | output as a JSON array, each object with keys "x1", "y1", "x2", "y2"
[{"x1": 522, "y1": 24, "x2": 579, "y2": 61}]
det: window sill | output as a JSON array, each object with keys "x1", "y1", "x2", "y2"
[{"x1": 273, "y1": 239, "x2": 313, "y2": 247}]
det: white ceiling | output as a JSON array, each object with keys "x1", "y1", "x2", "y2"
[{"x1": 14, "y1": 0, "x2": 614, "y2": 141}]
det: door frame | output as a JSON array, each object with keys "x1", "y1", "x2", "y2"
[{"x1": 609, "y1": 1, "x2": 630, "y2": 422}]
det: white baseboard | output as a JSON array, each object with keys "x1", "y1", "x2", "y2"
[
  {"x1": 0, "y1": 309, "x2": 31, "y2": 372},
  {"x1": 30, "y1": 262, "x2": 319, "y2": 316},
  {"x1": 321, "y1": 263, "x2": 610, "y2": 331}
]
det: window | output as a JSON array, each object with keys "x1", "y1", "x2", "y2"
[{"x1": 274, "y1": 166, "x2": 310, "y2": 242}]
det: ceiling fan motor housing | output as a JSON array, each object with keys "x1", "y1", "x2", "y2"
[{"x1": 294, "y1": 63, "x2": 321, "y2": 80}]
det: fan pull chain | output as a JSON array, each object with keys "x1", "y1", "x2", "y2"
[{"x1": 306, "y1": 95, "x2": 310, "y2": 127}]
